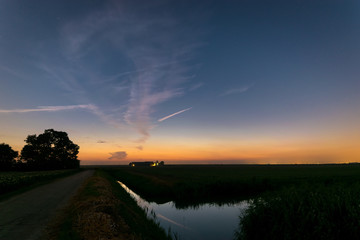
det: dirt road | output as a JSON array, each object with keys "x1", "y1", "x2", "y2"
[{"x1": 0, "y1": 170, "x2": 94, "y2": 240}]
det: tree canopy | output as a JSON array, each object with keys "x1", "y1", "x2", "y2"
[
  {"x1": 21, "y1": 129, "x2": 80, "y2": 170},
  {"x1": 0, "y1": 143, "x2": 18, "y2": 171}
]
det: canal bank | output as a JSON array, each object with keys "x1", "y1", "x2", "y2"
[{"x1": 46, "y1": 170, "x2": 172, "y2": 240}]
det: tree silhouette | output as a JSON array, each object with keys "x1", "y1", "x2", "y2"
[
  {"x1": 0, "y1": 143, "x2": 18, "y2": 171},
  {"x1": 21, "y1": 129, "x2": 80, "y2": 170}
]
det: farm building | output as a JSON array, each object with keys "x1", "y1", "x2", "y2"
[{"x1": 129, "y1": 161, "x2": 164, "y2": 167}]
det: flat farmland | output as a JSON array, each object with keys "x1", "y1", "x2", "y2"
[{"x1": 105, "y1": 164, "x2": 360, "y2": 206}]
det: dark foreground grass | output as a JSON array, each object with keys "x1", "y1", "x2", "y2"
[
  {"x1": 236, "y1": 182, "x2": 360, "y2": 240},
  {"x1": 105, "y1": 164, "x2": 360, "y2": 207},
  {"x1": 48, "y1": 169, "x2": 171, "y2": 240}
]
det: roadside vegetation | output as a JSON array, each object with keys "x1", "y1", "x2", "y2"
[
  {"x1": 48, "y1": 170, "x2": 172, "y2": 240},
  {"x1": 106, "y1": 164, "x2": 360, "y2": 207},
  {"x1": 0, "y1": 169, "x2": 80, "y2": 197}
]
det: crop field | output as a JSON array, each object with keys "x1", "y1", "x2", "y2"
[
  {"x1": 105, "y1": 164, "x2": 360, "y2": 207},
  {"x1": 0, "y1": 170, "x2": 79, "y2": 196}
]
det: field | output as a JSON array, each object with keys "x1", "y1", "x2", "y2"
[
  {"x1": 105, "y1": 164, "x2": 360, "y2": 207},
  {"x1": 104, "y1": 164, "x2": 360, "y2": 239},
  {"x1": 0, "y1": 170, "x2": 79, "y2": 197}
]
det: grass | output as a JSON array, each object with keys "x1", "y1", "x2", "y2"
[
  {"x1": 236, "y1": 182, "x2": 360, "y2": 240},
  {"x1": 48, "y1": 169, "x2": 172, "y2": 240},
  {"x1": 105, "y1": 164, "x2": 360, "y2": 207},
  {"x1": 0, "y1": 169, "x2": 80, "y2": 199}
]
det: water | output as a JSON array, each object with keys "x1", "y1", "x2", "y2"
[{"x1": 118, "y1": 181, "x2": 249, "y2": 240}]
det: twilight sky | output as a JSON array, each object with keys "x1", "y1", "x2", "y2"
[{"x1": 1, "y1": 0, "x2": 359, "y2": 164}]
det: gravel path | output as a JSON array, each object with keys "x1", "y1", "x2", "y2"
[{"x1": 0, "y1": 170, "x2": 94, "y2": 240}]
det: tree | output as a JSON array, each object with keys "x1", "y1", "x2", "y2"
[
  {"x1": 21, "y1": 129, "x2": 80, "y2": 170},
  {"x1": 0, "y1": 143, "x2": 18, "y2": 171}
]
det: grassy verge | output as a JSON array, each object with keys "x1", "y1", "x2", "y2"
[
  {"x1": 106, "y1": 164, "x2": 360, "y2": 207},
  {"x1": 48, "y1": 169, "x2": 172, "y2": 240}
]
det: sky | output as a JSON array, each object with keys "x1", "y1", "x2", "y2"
[{"x1": 0, "y1": 0, "x2": 359, "y2": 165}]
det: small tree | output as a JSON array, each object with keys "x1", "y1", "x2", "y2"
[
  {"x1": 21, "y1": 129, "x2": 80, "y2": 170},
  {"x1": 0, "y1": 143, "x2": 18, "y2": 171}
]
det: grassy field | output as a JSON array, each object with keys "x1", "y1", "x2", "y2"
[
  {"x1": 105, "y1": 164, "x2": 360, "y2": 207},
  {"x1": 0, "y1": 169, "x2": 80, "y2": 198},
  {"x1": 48, "y1": 169, "x2": 172, "y2": 240}
]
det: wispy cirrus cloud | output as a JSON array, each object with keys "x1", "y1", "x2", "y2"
[
  {"x1": 0, "y1": 65, "x2": 28, "y2": 80},
  {"x1": 34, "y1": 1, "x2": 203, "y2": 143},
  {"x1": 220, "y1": 86, "x2": 252, "y2": 96},
  {"x1": 0, "y1": 104, "x2": 96, "y2": 113},
  {"x1": 189, "y1": 82, "x2": 204, "y2": 91},
  {"x1": 158, "y1": 107, "x2": 192, "y2": 122},
  {"x1": 0, "y1": 104, "x2": 124, "y2": 130}
]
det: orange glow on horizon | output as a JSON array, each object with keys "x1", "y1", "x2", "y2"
[{"x1": 78, "y1": 136, "x2": 360, "y2": 165}]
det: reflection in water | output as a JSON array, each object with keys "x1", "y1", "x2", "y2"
[
  {"x1": 157, "y1": 213, "x2": 191, "y2": 230},
  {"x1": 117, "y1": 181, "x2": 249, "y2": 240}
]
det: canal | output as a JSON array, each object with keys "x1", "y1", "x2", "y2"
[{"x1": 118, "y1": 181, "x2": 249, "y2": 240}]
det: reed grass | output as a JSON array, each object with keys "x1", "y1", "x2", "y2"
[{"x1": 236, "y1": 182, "x2": 360, "y2": 240}]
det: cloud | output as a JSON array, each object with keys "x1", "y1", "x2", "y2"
[
  {"x1": 34, "y1": 1, "x2": 203, "y2": 144},
  {"x1": 189, "y1": 82, "x2": 203, "y2": 91},
  {"x1": 97, "y1": 140, "x2": 107, "y2": 143},
  {"x1": 0, "y1": 104, "x2": 124, "y2": 131},
  {"x1": 0, "y1": 104, "x2": 96, "y2": 113},
  {"x1": 158, "y1": 107, "x2": 192, "y2": 122},
  {"x1": 0, "y1": 65, "x2": 28, "y2": 80},
  {"x1": 125, "y1": 87, "x2": 183, "y2": 140},
  {"x1": 220, "y1": 86, "x2": 251, "y2": 96},
  {"x1": 108, "y1": 151, "x2": 128, "y2": 160},
  {"x1": 135, "y1": 145, "x2": 143, "y2": 150}
]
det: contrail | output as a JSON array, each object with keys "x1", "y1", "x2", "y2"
[
  {"x1": 158, "y1": 107, "x2": 192, "y2": 122},
  {"x1": 0, "y1": 104, "x2": 96, "y2": 113}
]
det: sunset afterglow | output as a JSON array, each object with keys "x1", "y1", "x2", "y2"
[{"x1": 1, "y1": 1, "x2": 359, "y2": 165}]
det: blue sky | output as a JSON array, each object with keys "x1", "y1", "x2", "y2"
[{"x1": 1, "y1": 0, "x2": 359, "y2": 164}]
